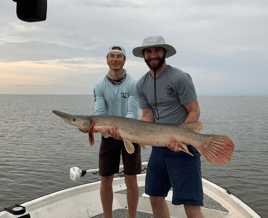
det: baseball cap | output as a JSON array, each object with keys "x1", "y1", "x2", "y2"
[{"x1": 107, "y1": 45, "x2": 126, "y2": 58}]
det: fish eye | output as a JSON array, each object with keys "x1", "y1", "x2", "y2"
[{"x1": 73, "y1": 118, "x2": 76, "y2": 122}]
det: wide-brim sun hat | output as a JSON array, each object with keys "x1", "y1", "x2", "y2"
[
  {"x1": 107, "y1": 45, "x2": 126, "y2": 58},
  {"x1": 132, "y1": 36, "x2": 176, "y2": 58}
]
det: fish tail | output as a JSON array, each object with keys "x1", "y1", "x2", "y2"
[{"x1": 197, "y1": 135, "x2": 234, "y2": 165}]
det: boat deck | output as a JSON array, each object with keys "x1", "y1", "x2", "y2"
[{"x1": 92, "y1": 185, "x2": 228, "y2": 218}]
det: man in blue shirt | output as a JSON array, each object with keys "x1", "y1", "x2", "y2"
[
  {"x1": 133, "y1": 36, "x2": 204, "y2": 218},
  {"x1": 94, "y1": 45, "x2": 141, "y2": 218}
]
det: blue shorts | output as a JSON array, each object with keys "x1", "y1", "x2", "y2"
[{"x1": 145, "y1": 146, "x2": 203, "y2": 206}]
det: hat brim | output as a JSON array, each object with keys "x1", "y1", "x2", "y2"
[{"x1": 132, "y1": 44, "x2": 176, "y2": 58}]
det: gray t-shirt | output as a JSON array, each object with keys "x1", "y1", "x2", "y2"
[{"x1": 136, "y1": 65, "x2": 197, "y2": 124}]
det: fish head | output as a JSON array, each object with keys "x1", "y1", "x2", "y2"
[{"x1": 52, "y1": 110, "x2": 92, "y2": 130}]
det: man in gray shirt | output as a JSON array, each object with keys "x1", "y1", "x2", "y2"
[{"x1": 133, "y1": 36, "x2": 204, "y2": 218}]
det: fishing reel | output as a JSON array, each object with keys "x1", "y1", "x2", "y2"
[{"x1": 70, "y1": 167, "x2": 87, "y2": 181}]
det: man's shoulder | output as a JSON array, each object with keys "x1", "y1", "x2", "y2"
[
  {"x1": 95, "y1": 76, "x2": 106, "y2": 84},
  {"x1": 95, "y1": 76, "x2": 106, "y2": 87},
  {"x1": 137, "y1": 72, "x2": 150, "y2": 86},
  {"x1": 167, "y1": 65, "x2": 186, "y2": 76},
  {"x1": 94, "y1": 77, "x2": 107, "y2": 95},
  {"x1": 125, "y1": 74, "x2": 138, "y2": 84},
  {"x1": 167, "y1": 65, "x2": 192, "y2": 81}
]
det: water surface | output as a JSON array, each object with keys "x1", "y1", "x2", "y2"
[{"x1": 0, "y1": 95, "x2": 267, "y2": 217}]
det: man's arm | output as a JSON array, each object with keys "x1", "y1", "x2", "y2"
[
  {"x1": 94, "y1": 85, "x2": 107, "y2": 116},
  {"x1": 183, "y1": 99, "x2": 200, "y2": 123},
  {"x1": 136, "y1": 78, "x2": 155, "y2": 123},
  {"x1": 125, "y1": 82, "x2": 139, "y2": 119},
  {"x1": 141, "y1": 108, "x2": 155, "y2": 123},
  {"x1": 167, "y1": 99, "x2": 200, "y2": 153}
]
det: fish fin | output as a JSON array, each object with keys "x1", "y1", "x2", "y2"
[
  {"x1": 196, "y1": 135, "x2": 234, "y2": 165},
  {"x1": 139, "y1": 144, "x2": 146, "y2": 149},
  {"x1": 167, "y1": 137, "x2": 193, "y2": 156},
  {"x1": 182, "y1": 121, "x2": 203, "y2": 132},
  {"x1": 88, "y1": 132, "x2": 94, "y2": 146},
  {"x1": 180, "y1": 143, "x2": 194, "y2": 156},
  {"x1": 101, "y1": 130, "x2": 109, "y2": 138},
  {"x1": 123, "y1": 138, "x2": 135, "y2": 154}
]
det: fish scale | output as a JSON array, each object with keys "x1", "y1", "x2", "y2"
[{"x1": 52, "y1": 110, "x2": 234, "y2": 165}]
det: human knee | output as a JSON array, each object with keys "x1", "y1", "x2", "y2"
[
  {"x1": 101, "y1": 175, "x2": 114, "y2": 186},
  {"x1": 150, "y1": 196, "x2": 165, "y2": 207},
  {"x1": 184, "y1": 205, "x2": 203, "y2": 217},
  {"x1": 124, "y1": 175, "x2": 137, "y2": 187}
]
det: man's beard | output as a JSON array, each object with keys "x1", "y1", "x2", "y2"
[{"x1": 145, "y1": 55, "x2": 165, "y2": 71}]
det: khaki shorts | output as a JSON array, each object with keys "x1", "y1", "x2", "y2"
[{"x1": 99, "y1": 136, "x2": 141, "y2": 177}]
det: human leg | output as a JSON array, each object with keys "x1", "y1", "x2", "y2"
[
  {"x1": 124, "y1": 175, "x2": 139, "y2": 218},
  {"x1": 150, "y1": 196, "x2": 170, "y2": 218},
  {"x1": 166, "y1": 146, "x2": 203, "y2": 206},
  {"x1": 165, "y1": 146, "x2": 204, "y2": 217},
  {"x1": 122, "y1": 143, "x2": 141, "y2": 218},
  {"x1": 145, "y1": 148, "x2": 171, "y2": 217},
  {"x1": 184, "y1": 205, "x2": 204, "y2": 218},
  {"x1": 100, "y1": 175, "x2": 114, "y2": 218},
  {"x1": 99, "y1": 137, "x2": 121, "y2": 218}
]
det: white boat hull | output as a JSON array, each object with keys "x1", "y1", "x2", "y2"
[{"x1": 0, "y1": 174, "x2": 260, "y2": 218}]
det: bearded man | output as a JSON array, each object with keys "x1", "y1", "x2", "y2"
[{"x1": 133, "y1": 36, "x2": 204, "y2": 218}]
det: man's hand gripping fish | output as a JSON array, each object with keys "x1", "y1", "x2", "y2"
[{"x1": 52, "y1": 110, "x2": 234, "y2": 165}]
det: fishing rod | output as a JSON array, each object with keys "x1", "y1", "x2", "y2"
[{"x1": 70, "y1": 162, "x2": 148, "y2": 181}]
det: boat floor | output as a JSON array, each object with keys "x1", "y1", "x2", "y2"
[
  {"x1": 93, "y1": 209, "x2": 154, "y2": 218},
  {"x1": 92, "y1": 186, "x2": 228, "y2": 218}
]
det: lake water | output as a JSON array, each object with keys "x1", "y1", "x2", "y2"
[{"x1": 0, "y1": 95, "x2": 267, "y2": 217}]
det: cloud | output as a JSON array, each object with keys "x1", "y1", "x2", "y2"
[
  {"x1": 0, "y1": 58, "x2": 104, "y2": 94},
  {"x1": 180, "y1": 66, "x2": 231, "y2": 86},
  {"x1": 36, "y1": 57, "x2": 107, "y2": 71},
  {"x1": 0, "y1": 57, "x2": 148, "y2": 94},
  {"x1": 0, "y1": 61, "x2": 70, "y2": 86},
  {"x1": 3, "y1": 0, "x2": 268, "y2": 59},
  {"x1": 0, "y1": 73, "x2": 50, "y2": 86},
  {"x1": 78, "y1": 0, "x2": 147, "y2": 8},
  {"x1": 0, "y1": 0, "x2": 267, "y2": 95}
]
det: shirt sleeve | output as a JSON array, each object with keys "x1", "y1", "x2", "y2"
[
  {"x1": 94, "y1": 83, "x2": 107, "y2": 115},
  {"x1": 136, "y1": 79, "x2": 151, "y2": 109},
  {"x1": 125, "y1": 81, "x2": 139, "y2": 119},
  {"x1": 177, "y1": 73, "x2": 197, "y2": 105}
]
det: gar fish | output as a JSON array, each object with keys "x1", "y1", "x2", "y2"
[{"x1": 52, "y1": 110, "x2": 234, "y2": 165}]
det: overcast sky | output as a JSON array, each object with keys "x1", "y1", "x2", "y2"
[{"x1": 0, "y1": 0, "x2": 267, "y2": 96}]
